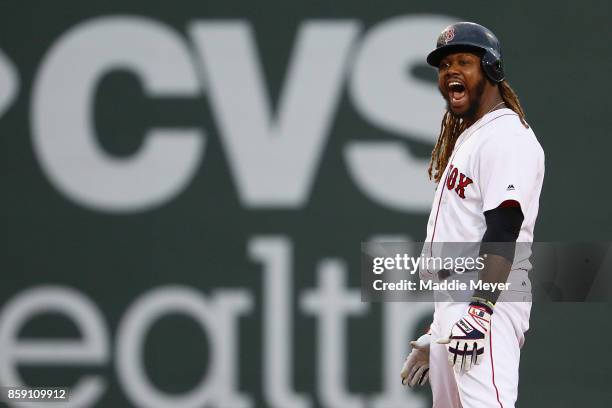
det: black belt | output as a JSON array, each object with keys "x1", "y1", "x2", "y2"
[{"x1": 437, "y1": 269, "x2": 451, "y2": 280}]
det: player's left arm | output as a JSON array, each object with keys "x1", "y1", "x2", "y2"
[
  {"x1": 437, "y1": 203, "x2": 523, "y2": 372},
  {"x1": 438, "y1": 130, "x2": 543, "y2": 372},
  {"x1": 473, "y1": 200, "x2": 524, "y2": 305},
  {"x1": 472, "y1": 131, "x2": 543, "y2": 305}
]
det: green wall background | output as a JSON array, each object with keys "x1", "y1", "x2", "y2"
[{"x1": 0, "y1": 1, "x2": 610, "y2": 407}]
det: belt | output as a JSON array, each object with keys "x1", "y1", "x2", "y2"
[{"x1": 437, "y1": 269, "x2": 451, "y2": 280}]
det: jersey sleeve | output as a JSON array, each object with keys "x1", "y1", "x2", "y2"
[{"x1": 475, "y1": 130, "x2": 544, "y2": 214}]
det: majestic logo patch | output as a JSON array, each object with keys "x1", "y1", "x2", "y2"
[
  {"x1": 506, "y1": 184, "x2": 515, "y2": 191},
  {"x1": 443, "y1": 27, "x2": 455, "y2": 44}
]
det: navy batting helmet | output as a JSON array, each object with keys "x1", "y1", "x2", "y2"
[{"x1": 426, "y1": 22, "x2": 505, "y2": 83}]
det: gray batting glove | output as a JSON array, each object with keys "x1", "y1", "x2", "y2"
[{"x1": 400, "y1": 332, "x2": 431, "y2": 387}]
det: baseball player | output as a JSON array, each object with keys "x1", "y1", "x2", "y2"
[{"x1": 400, "y1": 22, "x2": 544, "y2": 407}]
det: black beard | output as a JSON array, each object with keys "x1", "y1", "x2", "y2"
[{"x1": 442, "y1": 76, "x2": 487, "y2": 120}]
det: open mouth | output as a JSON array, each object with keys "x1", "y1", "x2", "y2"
[{"x1": 448, "y1": 81, "x2": 466, "y2": 104}]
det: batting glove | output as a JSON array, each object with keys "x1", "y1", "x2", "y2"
[
  {"x1": 437, "y1": 302, "x2": 492, "y2": 372},
  {"x1": 400, "y1": 331, "x2": 431, "y2": 387}
]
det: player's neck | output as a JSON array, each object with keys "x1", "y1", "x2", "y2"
[{"x1": 464, "y1": 89, "x2": 505, "y2": 128}]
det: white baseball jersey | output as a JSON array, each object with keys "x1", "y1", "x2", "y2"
[
  {"x1": 422, "y1": 108, "x2": 545, "y2": 279},
  {"x1": 425, "y1": 107, "x2": 544, "y2": 243},
  {"x1": 424, "y1": 108, "x2": 545, "y2": 408}
]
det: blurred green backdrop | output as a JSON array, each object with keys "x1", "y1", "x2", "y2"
[{"x1": 0, "y1": 1, "x2": 610, "y2": 407}]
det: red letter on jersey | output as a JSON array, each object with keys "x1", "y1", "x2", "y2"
[
  {"x1": 446, "y1": 167, "x2": 458, "y2": 190},
  {"x1": 455, "y1": 173, "x2": 473, "y2": 199}
]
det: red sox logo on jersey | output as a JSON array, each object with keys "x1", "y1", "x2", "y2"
[{"x1": 446, "y1": 165, "x2": 473, "y2": 199}]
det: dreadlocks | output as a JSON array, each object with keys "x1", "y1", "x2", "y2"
[{"x1": 427, "y1": 80, "x2": 529, "y2": 183}]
